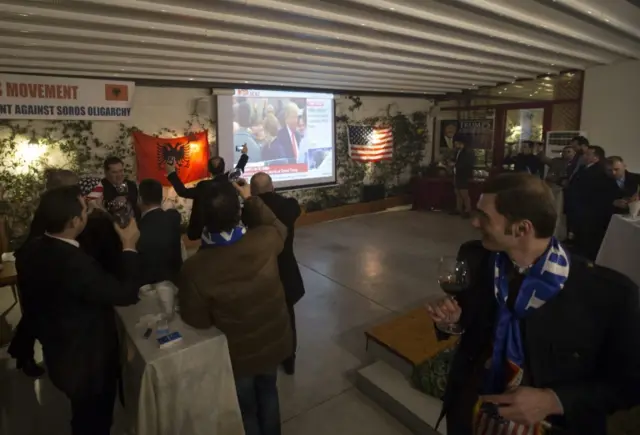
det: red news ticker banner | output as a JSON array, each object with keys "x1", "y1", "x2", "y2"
[{"x1": 242, "y1": 164, "x2": 308, "y2": 177}]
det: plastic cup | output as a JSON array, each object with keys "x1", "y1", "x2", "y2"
[{"x1": 156, "y1": 282, "x2": 175, "y2": 320}]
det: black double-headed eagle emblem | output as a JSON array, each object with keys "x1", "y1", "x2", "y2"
[{"x1": 157, "y1": 141, "x2": 191, "y2": 170}]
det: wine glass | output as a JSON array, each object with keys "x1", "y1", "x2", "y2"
[{"x1": 436, "y1": 256, "x2": 470, "y2": 335}]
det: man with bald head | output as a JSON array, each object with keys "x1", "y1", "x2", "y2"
[
  {"x1": 268, "y1": 102, "x2": 302, "y2": 162},
  {"x1": 246, "y1": 172, "x2": 305, "y2": 375}
]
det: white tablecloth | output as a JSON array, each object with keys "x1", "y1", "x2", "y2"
[
  {"x1": 116, "y1": 295, "x2": 244, "y2": 435},
  {"x1": 596, "y1": 214, "x2": 640, "y2": 286}
]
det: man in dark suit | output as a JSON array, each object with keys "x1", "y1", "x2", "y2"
[
  {"x1": 569, "y1": 145, "x2": 611, "y2": 260},
  {"x1": 101, "y1": 156, "x2": 140, "y2": 221},
  {"x1": 167, "y1": 151, "x2": 248, "y2": 241},
  {"x1": 427, "y1": 173, "x2": 640, "y2": 435},
  {"x1": 606, "y1": 156, "x2": 640, "y2": 214},
  {"x1": 452, "y1": 135, "x2": 476, "y2": 218},
  {"x1": 248, "y1": 172, "x2": 305, "y2": 374},
  {"x1": 269, "y1": 102, "x2": 302, "y2": 162},
  {"x1": 8, "y1": 169, "x2": 78, "y2": 378},
  {"x1": 563, "y1": 136, "x2": 590, "y2": 241},
  {"x1": 16, "y1": 185, "x2": 142, "y2": 435},
  {"x1": 137, "y1": 179, "x2": 183, "y2": 285}
]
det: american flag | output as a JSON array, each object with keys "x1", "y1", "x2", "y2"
[
  {"x1": 348, "y1": 125, "x2": 394, "y2": 162},
  {"x1": 79, "y1": 177, "x2": 104, "y2": 202}
]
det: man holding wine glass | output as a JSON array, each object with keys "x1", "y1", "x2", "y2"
[{"x1": 427, "y1": 173, "x2": 640, "y2": 435}]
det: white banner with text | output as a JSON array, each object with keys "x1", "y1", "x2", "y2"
[{"x1": 0, "y1": 74, "x2": 135, "y2": 120}]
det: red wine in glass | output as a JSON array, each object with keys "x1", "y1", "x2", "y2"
[{"x1": 436, "y1": 256, "x2": 470, "y2": 335}]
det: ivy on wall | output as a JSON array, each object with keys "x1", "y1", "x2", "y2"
[
  {"x1": 0, "y1": 97, "x2": 428, "y2": 244},
  {"x1": 288, "y1": 97, "x2": 429, "y2": 210},
  {"x1": 0, "y1": 115, "x2": 213, "y2": 245}
]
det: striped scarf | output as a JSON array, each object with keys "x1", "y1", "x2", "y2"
[
  {"x1": 200, "y1": 225, "x2": 246, "y2": 248},
  {"x1": 473, "y1": 238, "x2": 570, "y2": 435}
]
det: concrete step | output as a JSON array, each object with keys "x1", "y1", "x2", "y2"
[{"x1": 356, "y1": 361, "x2": 446, "y2": 435}]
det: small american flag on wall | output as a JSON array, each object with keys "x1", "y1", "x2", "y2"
[{"x1": 348, "y1": 125, "x2": 394, "y2": 162}]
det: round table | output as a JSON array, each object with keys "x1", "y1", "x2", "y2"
[
  {"x1": 0, "y1": 261, "x2": 19, "y2": 308},
  {"x1": 0, "y1": 261, "x2": 18, "y2": 347}
]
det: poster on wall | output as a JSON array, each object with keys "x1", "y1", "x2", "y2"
[
  {"x1": 437, "y1": 118, "x2": 494, "y2": 160},
  {"x1": 0, "y1": 74, "x2": 134, "y2": 120}
]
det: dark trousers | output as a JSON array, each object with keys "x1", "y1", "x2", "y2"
[
  {"x1": 285, "y1": 304, "x2": 296, "y2": 363},
  {"x1": 573, "y1": 219, "x2": 607, "y2": 261},
  {"x1": 7, "y1": 315, "x2": 36, "y2": 361},
  {"x1": 68, "y1": 376, "x2": 117, "y2": 435},
  {"x1": 235, "y1": 371, "x2": 281, "y2": 435}
]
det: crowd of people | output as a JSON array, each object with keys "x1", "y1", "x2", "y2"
[
  {"x1": 451, "y1": 135, "x2": 640, "y2": 261},
  {"x1": 6, "y1": 138, "x2": 640, "y2": 435},
  {"x1": 9, "y1": 151, "x2": 304, "y2": 435},
  {"x1": 233, "y1": 98, "x2": 306, "y2": 163}
]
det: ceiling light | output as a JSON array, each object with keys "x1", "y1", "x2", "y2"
[
  {"x1": 244, "y1": 81, "x2": 249, "y2": 83},
  {"x1": 605, "y1": 19, "x2": 610, "y2": 23},
  {"x1": 550, "y1": 63, "x2": 555, "y2": 66},
  {"x1": 19, "y1": 13, "x2": 29, "y2": 17},
  {"x1": 587, "y1": 10, "x2": 592, "y2": 14},
  {"x1": 503, "y1": 88, "x2": 507, "y2": 90},
  {"x1": 189, "y1": 78, "x2": 194, "y2": 81},
  {"x1": 498, "y1": 91, "x2": 502, "y2": 94},
  {"x1": 20, "y1": 30, "x2": 29, "y2": 33},
  {"x1": 360, "y1": 23, "x2": 365, "y2": 26},
  {"x1": 544, "y1": 76, "x2": 552, "y2": 81},
  {"x1": 389, "y1": 7, "x2": 395, "y2": 10},
  {"x1": 529, "y1": 94, "x2": 533, "y2": 97},
  {"x1": 120, "y1": 68, "x2": 125, "y2": 71}
]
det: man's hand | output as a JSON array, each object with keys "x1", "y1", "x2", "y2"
[
  {"x1": 481, "y1": 387, "x2": 563, "y2": 426},
  {"x1": 613, "y1": 198, "x2": 629, "y2": 208},
  {"x1": 426, "y1": 297, "x2": 462, "y2": 324},
  {"x1": 232, "y1": 179, "x2": 251, "y2": 200},
  {"x1": 114, "y1": 218, "x2": 140, "y2": 251},
  {"x1": 241, "y1": 144, "x2": 248, "y2": 154},
  {"x1": 166, "y1": 161, "x2": 176, "y2": 175}
]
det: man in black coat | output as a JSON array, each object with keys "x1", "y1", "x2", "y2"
[
  {"x1": 137, "y1": 178, "x2": 183, "y2": 285},
  {"x1": 427, "y1": 173, "x2": 640, "y2": 435},
  {"x1": 101, "y1": 156, "x2": 140, "y2": 221},
  {"x1": 606, "y1": 156, "x2": 640, "y2": 214},
  {"x1": 167, "y1": 152, "x2": 248, "y2": 240},
  {"x1": 452, "y1": 135, "x2": 476, "y2": 218},
  {"x1": 16, "y1": 185, "x2": 142, "y2": 435},
  {"x1": 248, "y1": 172, "x2": 305, "y2": 374},
  {"x1": 568, "y1": 145, "x2": 611, "y2": 260}
]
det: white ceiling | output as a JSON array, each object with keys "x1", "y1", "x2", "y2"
[{"x1": 0, "y1": 0, "x2": 639, "y2": 96}]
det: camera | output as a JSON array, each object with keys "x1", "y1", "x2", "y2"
[{"x1": 106, "y1": 196, "x2": 133, "y2": 228}]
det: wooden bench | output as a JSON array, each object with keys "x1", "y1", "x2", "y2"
[{"x1": 365, "y1": 307, "x2": 457, "y2": 369}]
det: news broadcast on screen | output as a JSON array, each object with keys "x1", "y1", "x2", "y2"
[{"x1": 216, "y1": 89, "x2": 335, "y2": 189}]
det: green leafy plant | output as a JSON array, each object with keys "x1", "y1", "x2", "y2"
[
  {"x1": 288, "y1": 99, "x2": 428, "y2": 210},
  {"x1": 0, "y1": 114, "x2": 215, "y2": 244}
]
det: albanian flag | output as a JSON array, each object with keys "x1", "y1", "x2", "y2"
[{"x1": 133, "y1": 130, "x2": 210, "y2": 186}]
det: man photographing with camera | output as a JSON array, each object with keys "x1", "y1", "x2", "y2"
[
  {"x1": 178, "y1": 178, "x2": 291, "y2": 435},
  {"x1": 166, "y1": 145, "x2": 248, "y2": 240}
]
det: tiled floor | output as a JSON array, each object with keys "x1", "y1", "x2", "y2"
[{"x1": 0, "y1": 210, "x2": 477, "y2": 435}]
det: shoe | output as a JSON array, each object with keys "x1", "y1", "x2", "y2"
[
  {"x1": 17, "y1": 359, "x2": 45, "y2": 378},
  {"x1": 282, "y1": 357, "x2": 295, "y2": 375}
]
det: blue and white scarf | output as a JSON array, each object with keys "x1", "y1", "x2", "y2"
[
  {"x1": 201, "y1": 225, "x2": 246, "y2": 248},
  {"x1": 485, "y1": 237, "x2": 570, "y2": 394}
]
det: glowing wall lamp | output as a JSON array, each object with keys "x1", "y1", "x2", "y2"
[{"x1": 12, "y1": 136, "x2": 47, "y2": 174}]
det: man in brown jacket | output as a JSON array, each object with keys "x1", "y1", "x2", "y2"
[{"x1": 178, "y1": 179, "x2": 292, "y2": 435}]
